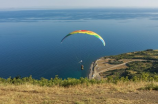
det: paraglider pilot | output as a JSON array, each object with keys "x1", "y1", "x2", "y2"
[{"x1": 81, "y1": 65, "x2": 84, "y2": 70}]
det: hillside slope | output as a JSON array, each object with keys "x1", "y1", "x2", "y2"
[{"x1": 89, "y1": 49, "x2": 158, "y2": 80}]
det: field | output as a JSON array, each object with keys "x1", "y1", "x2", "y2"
[{"x1": 0, "y1": 81, "x2": 158, "y2": 104}]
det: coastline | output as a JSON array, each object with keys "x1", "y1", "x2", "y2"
[
  {"x1": 88, "y1": 58, "x2": 102, "y2": 80},
  {"x1": 88, "y1": 61, "x2": 95, "y2": 80},
  {"x1": 87, "y1": 50, "x2": 156, "y2": 80},
  {"x1": 88, "y1": 57, "x2": 147, "y2": 80}
]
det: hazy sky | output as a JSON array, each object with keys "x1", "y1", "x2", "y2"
[{"x1": 1, "y1": 0, "x2": 158, "y2": 10}]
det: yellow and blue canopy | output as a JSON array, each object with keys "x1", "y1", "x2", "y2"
[{"x1": 61, "y1": 30, "x2": 105, "y2": 46}]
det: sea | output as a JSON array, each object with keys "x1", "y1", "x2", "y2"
[{"x1": 0, "y1": 8, "x2": 158, "y2": 79}]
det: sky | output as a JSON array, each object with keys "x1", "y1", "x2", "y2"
[{"x1": 1, "y1": 0, "x2": 158, "y2": 10}]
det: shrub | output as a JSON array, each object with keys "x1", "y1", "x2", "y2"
[{"x1": 141, "y1": 83, "x2": 158, "y2": 90}]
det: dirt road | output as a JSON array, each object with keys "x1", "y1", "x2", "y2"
[{"x1": 89, "y1": 58, "x2": 146, "y2": 80}]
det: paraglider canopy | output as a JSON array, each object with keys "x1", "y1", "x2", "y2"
[{"x1": 61, "y1": 30, "x2": 105, "y2": 46}]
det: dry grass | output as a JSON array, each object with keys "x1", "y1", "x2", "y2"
[
  {"x1": 0, "y1": 81, "x2": 158, "y2": 104},
  {"x1": 151, "y1": 56, "x2": 158, "y2": 59},
  {"x1": 96, "y1": 58, "x2": 144, "y2": 77}
]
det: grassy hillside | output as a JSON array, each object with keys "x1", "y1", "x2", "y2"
[
  {"x1": 100, "y1": 49, "x2": 158, "y2": 79},
  {"x1": 0, "y1": 79, "x2": 158, "y2": 104},
  {"x1": 0, "y1": 74, "x2": 158, "y2": 104}
]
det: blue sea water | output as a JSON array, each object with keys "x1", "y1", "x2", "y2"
[{"x1": 0, "y1": 8, "x2": 158, "y2": 79}]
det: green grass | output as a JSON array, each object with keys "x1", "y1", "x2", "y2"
[
  {"x1": 1, "y1": 73, "x2": 158, "y2": 88},
  {"x1": 140, "y1": 83, "x2": 158, "y2": 91}
]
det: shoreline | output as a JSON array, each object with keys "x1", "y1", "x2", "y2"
[
  {"x1": 88, "y1": 58, "x2": 102, "y2": 80},
  {"x1": 87, "y1": 49, "x2": 156, "y2": 80},
  {"x1": 88, "y1": 61, "x2": 95, "y2": 80},
  {"x1": 88, "y1": 57, "x2": 148, "y2": 80}
]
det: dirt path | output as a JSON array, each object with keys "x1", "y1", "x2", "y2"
[{"x1": 89, "y1": 59, "x2": 146, "y2": 80}]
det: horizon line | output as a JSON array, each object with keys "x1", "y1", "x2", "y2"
[{"x1": 1, "y1": 7, "x2": 158, "y2": 11}]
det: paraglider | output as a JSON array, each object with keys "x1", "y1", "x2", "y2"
[
  {"x1": 61, "y1": 30, "x2": 106, "y2": 70},
  {"x1": 61, "y1": 30, "x2": 105, "y2": 46},
  {"x1": 79, "y1": 60, "x2": 84, "y2": 70}
]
